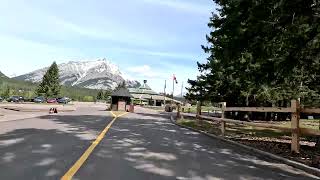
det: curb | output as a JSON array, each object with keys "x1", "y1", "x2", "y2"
[{"x1": 170, "y1": 115, "x2": 320, "y2": 177}]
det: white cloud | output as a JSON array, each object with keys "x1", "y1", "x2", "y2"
[
  {"x1": 128, "y1": 65, "x2": 151, "y2": 73},
  {"x1": 140, "y1": 0, "x2": 212, "y2": 15},
  {"x1": 127, "y1": 65, "x2": 166, "y2": 78},
  {"x1": 111, "y1": 47, "x2": 197, "y2": 60},
  {"x1": 49, "y1": 15, "x2": 178, "y2": 48},
  {"x1": 124, "y1": 63, "x2": 199, "y2": 96},
  {"x1": 0, "y1": 35, "x2": 82, "y2": 76}
]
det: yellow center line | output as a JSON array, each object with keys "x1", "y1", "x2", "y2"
[
  {"x1": 110, "y1": 111, "x2": 117, "y2": 118},
  {"x1": 61, "y1": 111, "x2": 128, "y2": 180}
]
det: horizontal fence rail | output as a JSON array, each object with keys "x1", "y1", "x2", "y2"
[
  {"x1": 177, "y1": 100, "x2": 320, "y2": 154},
  {"x1": 223, "y1": 107, "x2": 293, "y2": 113},
  {"x1": 301, "y1": 108, "x2": 320, "y2": 114}
]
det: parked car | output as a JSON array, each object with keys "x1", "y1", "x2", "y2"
[
  {"x1": 34, "y1": 96, "x2": 45, "y2": 103},
  {"x1": 7, "y1": 96, "x2": 24, "y2": 102},
  {"x1": 47, "y1": 98, "x2": 57, "y2": 103},
  {"x1": 19, "y1": 96, "x2": 24, "y2": 102},
  {"x1": 57, "y1": 97, "x2": 69, "y2": 104}
]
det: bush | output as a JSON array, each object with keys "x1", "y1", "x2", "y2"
[{"x1": 83, "y1": 96, "x2": 94, "y2": 102}]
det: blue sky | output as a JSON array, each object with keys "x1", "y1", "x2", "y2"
[{"x1": 0, "y1": 0, "x2": 215, "y2": 95}]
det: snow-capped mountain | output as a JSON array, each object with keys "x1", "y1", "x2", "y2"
[{"x1": 14, "y1": 59, "x2": 140, "y2": 90}]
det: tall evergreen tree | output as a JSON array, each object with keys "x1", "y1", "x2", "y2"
[
  {"x1": 97, "y1": 89, "x2": 103, "y2": 100},
  {"x1": 36, "y1": 62, "x2": 61, "y2": 97},
  {"x1": 104, "y1": 90, "x2": 111, "y2": 100},
  {"x1": 115, "y1": 81, "x2": 126, "y2": 90},
  {"x1": 188, "y1": 0, "x2": 320, "y2": 107},
  {"x1": 2, "y1": 86, "x2": 10, "y2": 98}
]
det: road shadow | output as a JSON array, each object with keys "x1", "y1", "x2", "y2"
[
  {"x1": 0, "y1": 128, "x2": 91, "y2": 179},
  {"x1": 0, "y1": 114, "x2": 113, "y2": 180},
  {"x1": 75, "y1": 111, "x2": 318, "y2": 180}
]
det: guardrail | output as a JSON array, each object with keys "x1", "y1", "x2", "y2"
[{"x1": 176, "y1": 100, "x2": 320, "y2": 153}]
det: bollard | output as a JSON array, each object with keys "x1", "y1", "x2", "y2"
[{"x1": 177, "y1": 104, "x2": 181, "y2": 119}]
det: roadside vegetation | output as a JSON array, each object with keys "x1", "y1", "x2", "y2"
[
  {"x1": 182, "y1": 0, "x2": 320, "y2": 168},
  {"x1": 186, "y1": 0, "x2": 319, "y2": 109}
]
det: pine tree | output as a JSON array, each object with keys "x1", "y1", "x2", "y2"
[
  {"x1": 36, "y1": 62, "x2": 60, "y2": 97},
  {"x1": 104, "y1": 90, "x2": 111, "y2": 100},
  {"x1": 2, "y1": 86, "x2": 10, "y2": 98},
  {"x1": 116, "y1": 81, "x2": 126, "y2": 90},
  {"x1": 97, "y1": 89, "x2": 103, "y2": 100},
  {"x1": 188, "y1": 0, "x2": 320, "y2": 107}
]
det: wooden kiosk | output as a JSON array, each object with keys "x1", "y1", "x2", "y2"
[{"x1": 111, "y1": 87, "x2": 134, "y2": 112}]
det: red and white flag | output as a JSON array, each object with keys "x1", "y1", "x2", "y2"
[{"x1": 173, "y1": 74, "x2": 178, "y2": 84}]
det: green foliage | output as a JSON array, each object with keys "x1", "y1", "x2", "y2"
[
  {"x1": 96, "y1": 89, "x2": 111, "y2": 101},
  {"x1": 83, "y1": 96, "x2": 94, "y2": 102},
  {"x1": 103, "y1": 90, "x2": 111, "y2": 100},
  {"x1": 1, "y1": 86, "x2": 10, "y2": 98},
  {"x1": 97, "y1": 89, "x2": 104, "y2": 100},
  {"x1": 188, "y1": 0, "x2": 320, "y2": 107},
  {"x1": 115, "y1": 81, "x2": 126, "y2": 90},
  {"x1": 36, "y1": 62, "x2": 61, "y2": 97}
]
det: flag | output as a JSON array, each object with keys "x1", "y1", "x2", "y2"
[{"x1": 173, "y1": 74, "x2": 178, "y2": 84}]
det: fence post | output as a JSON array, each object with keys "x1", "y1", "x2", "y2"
[
  {"x1": 221, "y1": 102, "x2": 226, "y2": 136},
  {"x1": 291, "y1": 99, "x2": 300, "y2": 153},
  {"x1": 177, "y1": 104, "x2": 181, "y2": 119},
  {"x1": 196, "y1": 101, "x2": 201, "y2": 122}
]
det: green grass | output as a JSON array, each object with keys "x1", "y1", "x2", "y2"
[
  {"x1": 226, "y1": 123, "x2": 290, "y2": 138},
  {"x1": 181, "y1": 106, "x2": 221, "y2": 113},
  {"x1": 144, "y1": 106, "x2": 164, "y2": 111},
  {"x1": 178, "y1": 118, "x2": 320, "y2": 141},
  {"x1": 177, "y1": 119, "x2": 220, "y2": 135},
  {"x1": 276, "y1": 119, "x2": 320, "y2": 130}
]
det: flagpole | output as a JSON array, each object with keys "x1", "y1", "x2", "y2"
[
  {"x1": 163, "y1": 80, "x2": 166, "y2": 105},
  {"x1": 172, "y1": 76, "x2": 175, "y2": 98},
  {"x1": 181, "y1": 81, "x2": 183, "y2": 97}
]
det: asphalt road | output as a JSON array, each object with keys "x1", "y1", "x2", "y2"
[{"x1": 0, "y1": 106, "x2": 318, "y2": 179}]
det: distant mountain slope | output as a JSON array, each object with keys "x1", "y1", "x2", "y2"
[
  {"x1": 0, "y1": 71, "x2": 8, "y2": 79},
  {"x1": 15, "y1": 58, "x2": 140, "y2": 90},
  {"x1": 0, "y1": 70, "x2": 101, "y2": 101}
]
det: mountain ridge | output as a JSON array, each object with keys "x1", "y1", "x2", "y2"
[{"x1": 14, "y1": 59, "x2": 140, "y2": 90}]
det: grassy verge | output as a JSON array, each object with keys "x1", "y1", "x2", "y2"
[
  {"x1": 277, "y1": 119, "x2": 320, "y2": 130},
  {"x1": 181, "y1": 106, "x2": 221, "y2": 113},
  {"x1": 176, "y1": 118, "x2": 320, "y2": 168},
  {"x1": 178, "y1": 118, "x2": 320, "y2": 138},
  {"x1": 144, "y1": 106, "x2": 164, "y2": 111}
]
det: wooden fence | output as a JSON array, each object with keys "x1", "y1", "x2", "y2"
[{"x1": 177, "y1": 100, "x2": 320, "y2": 153}]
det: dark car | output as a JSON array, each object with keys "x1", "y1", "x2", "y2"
[
  {"x1": 47, "y1": 98, "x2": 57, "y2": 103},
  {"x1": 7, "y1": 96, "x2": 24, "y2": 102},
  {"x1": 57, "y1": 97, "x2": 69, "y2": 104},
  {"x1": 34, "y1": 96, "x2": 45, "y2": 103}
]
